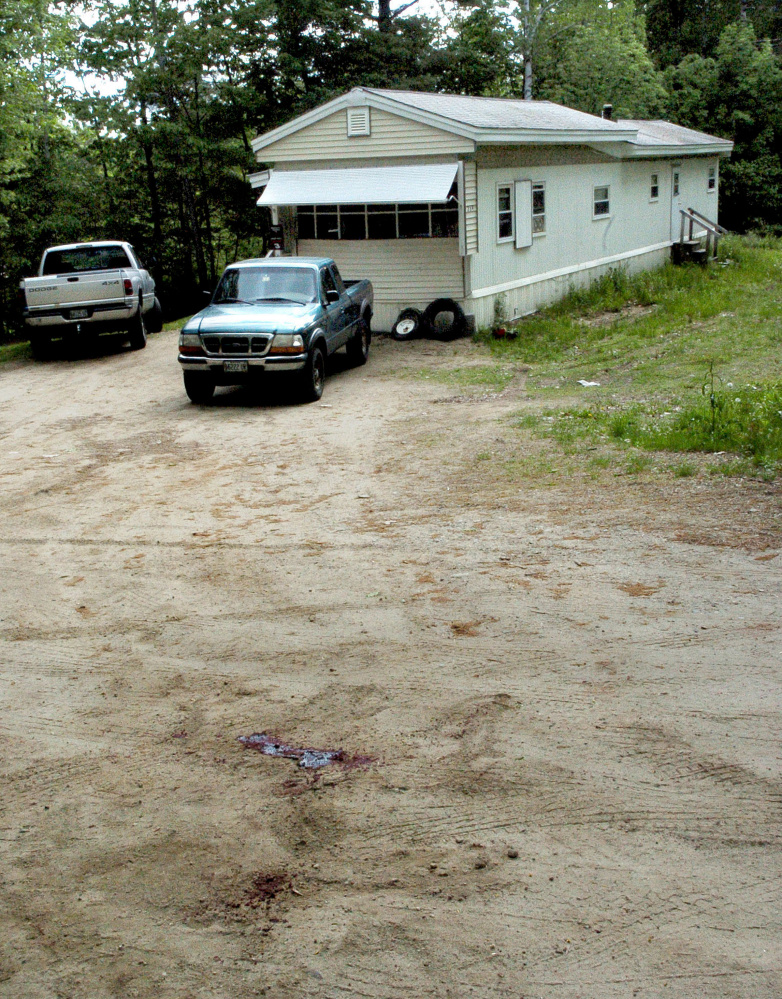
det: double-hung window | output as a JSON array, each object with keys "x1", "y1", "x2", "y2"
[
  {"x1": 708, "y1": 166, "x2": 716, "y2": 191},
  {"x1": 650, "y1": 174, "x2": 659, "y2": 201},
  {"x1": 593, "y1": 185, "x2": 610, "y2": 218},
  {"x1": 497, "y1": 184, "x2": 513, "y2": 241},
  {"x1": 532, "y1": 183, "x2": 546, "y2": 234}
]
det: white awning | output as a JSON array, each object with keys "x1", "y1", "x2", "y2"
[{"x1": 257, "y1": 163, "x2": 459, "y2": 206}]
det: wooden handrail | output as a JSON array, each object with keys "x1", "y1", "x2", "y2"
[
  {"x1": 685, "y1": 207, "x2": 728, "y2": 235},
  {"x1": 678, "y1": 208, "x2": 726, "y2": 261}
]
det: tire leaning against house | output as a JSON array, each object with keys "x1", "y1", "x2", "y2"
[
  {"x1": 391, "y1": 308, "x2": 424, "y2": 341},
  {"x1": 422, "y1": 298, "x2": 467, "y2": 341}
]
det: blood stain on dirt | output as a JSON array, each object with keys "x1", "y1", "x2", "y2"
[{"x1": 238, "y1": 732, "x2": 373, "y2": 771}]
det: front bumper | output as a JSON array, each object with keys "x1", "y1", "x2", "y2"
[{"x1": 178, "y1": 354, "x2": 307, "y2": 375}]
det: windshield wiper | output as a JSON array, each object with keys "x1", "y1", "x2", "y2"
[
  {"x1": 215, "y1": 296, "x2": 252, "y2": 305},
  {"x1": 254, "y1": 296, "x2": 308, "y2": 304}
]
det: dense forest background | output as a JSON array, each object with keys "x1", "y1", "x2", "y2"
[{"x1": 2, "y1": 0, "x2": 781, "y2": 337}]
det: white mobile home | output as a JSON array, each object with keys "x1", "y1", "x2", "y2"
[{"x1": 250, "y1": 89, "x2": 733, "y2": 331}]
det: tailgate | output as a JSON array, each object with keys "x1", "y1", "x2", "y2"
[{"x1": 25, "y1": 271, "x2": 127, "y2": 310}]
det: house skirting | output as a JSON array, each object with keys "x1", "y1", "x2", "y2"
[{"x1": 467, "y1": 242, "x2": 672, "y2": 329}]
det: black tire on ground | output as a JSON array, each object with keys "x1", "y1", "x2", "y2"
[
  {"x1": 422, "y1": 298, "x2": 467, "y2": 341},
  {"x1": 146, "y1": 297, "x2": 164, "y2": 334},
  {"x1": 183, "y1": 371, "x2": 215, "y2": 404},
  {"x1": 391, "y1": 308, "x2": 424, "y2": 341},
  {"x1": 128, "y1": 304, "x2": 148, "y2": 350},
  {"x1": 346, "y1": 318, "x2": 371, "y2": 366},
  {"x1": 29, "y1": 335, "x2": 52, "y2": 360},
  {"x1": 301, "y1": 345, "x2": 326, "y2": 402}
]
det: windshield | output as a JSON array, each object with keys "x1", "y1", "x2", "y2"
[
  {"x1": 42, "y1": 246, "x2": 131, "y2": 275},
  {"x1": 214, "y1": 266, "x2": 317, "y2": 306}
]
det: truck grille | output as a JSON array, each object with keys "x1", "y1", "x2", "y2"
[{"x1": 202, "y1": 335, "x2": 272, "y2": 356}]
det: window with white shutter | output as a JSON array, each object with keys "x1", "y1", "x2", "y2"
[{"x1": 514, "y1": 180, "x2": 532, "y2": 248}]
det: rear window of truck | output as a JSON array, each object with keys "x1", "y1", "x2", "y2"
[{"x1": 42, "y1": 246, "x2": 132, "y2": 275}]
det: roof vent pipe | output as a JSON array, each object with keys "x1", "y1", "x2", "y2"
[{"x1": 602, "y1": 104, "x2": 613, "y2": 120}]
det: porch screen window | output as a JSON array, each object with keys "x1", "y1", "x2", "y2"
[
  {"x1": 532, "y1": 183, "x2": 546, "y2": 234},
  {"x1": 296, "y1": 199, "x2": 458, "y2": 240},
  {"x1": 497, "y1": 185, "x2": 513, "y2": 241},
  {"x1": 593, "y1": 185, "x2": 610, "y2": 217},
  {"x1": 708, "y1": 167, "x2": 716, "y2": 191},
  {"x1": 650, "y1": 174, "x2": 659, "y2": 200}
]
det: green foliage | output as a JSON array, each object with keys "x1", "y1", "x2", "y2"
[
  {"x1": 666, "y1": 23, "x2": 782, "y2": 232},
  {"x1": 536, "y1": 0, "x2": 668, "y2": 118}
]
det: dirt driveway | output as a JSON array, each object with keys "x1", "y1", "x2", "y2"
[{"x1": 0, "y1": 329, "x2": 780, "y2": 999}]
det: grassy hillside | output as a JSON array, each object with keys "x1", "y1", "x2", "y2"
[{"x1": 475, "y1": 235, "x2": 782, "y2": 480}]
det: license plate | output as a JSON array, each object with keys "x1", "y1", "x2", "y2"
[
  {"x1": 70, "y1": 309, "x2": 89, "y2": 319},
  {"x1": 224, "y1": 360, "x2": 248, "y2": 373}
]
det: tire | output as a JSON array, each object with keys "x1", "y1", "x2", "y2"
[
  {"x1": 346, "y1": 318, "x2": 371, "y2": 366},
  {"x1": 146, "y1": 297, "x2": 163, "y2": 334},
  {"x1": 29, "y1": 335, "x2": 52, "y2": 360},
  {"x1": 301, "y1": 345, "x2": 325, "y2": 402},
  {"x1": 422, "y1": 298, "x2": 467, "y2": 341},
  {"x1": 391, "y1": 308, "x2": 423, "y2": 341},
  {"x1": 128, "y1": 304, "x2": 148, "y2": 350},
  {"x1": 183, "y1": 371, "x2": 215, "y2": 404}
]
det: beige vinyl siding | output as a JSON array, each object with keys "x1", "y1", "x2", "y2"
[
  {"x1": 463, "y1": 160, "x2": 478, "y2": 255},
  {"x1": 298, "y1": 238, "x2": 464, "y2": 329},
  {"x1": 260, "y1": 108, "x2": 474, "y2": 162}
]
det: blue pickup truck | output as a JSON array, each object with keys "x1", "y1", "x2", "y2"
[{"x1": 178, "y1": 257, "x2": 373, "y2": 403}]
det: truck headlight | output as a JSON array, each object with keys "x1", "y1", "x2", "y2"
[
  {"x1": 269, "y1": 333, "x2": 305, "y2": 355},
  {"x1": 179, "y1": 333, "x2": 204, "y2": 356}
]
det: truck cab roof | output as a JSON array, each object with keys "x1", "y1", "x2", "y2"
[
  {"x1": 226, "y1": 257, "x2": 334, "y2": 270},
  {"x1": 43, "y1": 240, "x2": 130, "y2": 254}
]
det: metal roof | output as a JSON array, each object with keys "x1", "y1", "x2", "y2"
[
  {"x1": 362, "y1": 88, "x2": 633, "y2": 135},
  {"x1": 251, "y1": 87, "x2": 733, "y2": 159},
  {"x1": 618, "y1": 119, "x2": 730, "y2": 147}
]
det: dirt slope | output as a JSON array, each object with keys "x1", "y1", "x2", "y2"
[{"x1": 0, "y1": 331, "x2": 780, "y2": 999}]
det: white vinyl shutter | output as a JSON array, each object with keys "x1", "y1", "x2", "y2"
[{"x1": 515, "y1": 180, "x2": 532, "y2": 249}]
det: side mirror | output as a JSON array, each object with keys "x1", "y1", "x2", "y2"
[
  {"x1": 326, "y1": 289, "x2": 340, "y2": 304},
  {"x1": 202, "y1": 289, "x2": 213, "y2": 303}
]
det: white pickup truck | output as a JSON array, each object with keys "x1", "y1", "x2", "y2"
[{"x1": 20, "y1": 241, "x2": 163, "y2": 357}]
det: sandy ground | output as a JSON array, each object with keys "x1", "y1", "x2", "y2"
[{"x1": 0, "y1": 329, "x2": 780, "y2": 999}]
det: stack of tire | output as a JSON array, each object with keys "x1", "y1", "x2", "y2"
[{"x1": 391, "y1": 298, "x2": 467, "y2": 342}]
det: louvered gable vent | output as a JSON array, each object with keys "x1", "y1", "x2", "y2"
[{"x1": 346, "y1": 107, "x2": 371, "y2": 137}]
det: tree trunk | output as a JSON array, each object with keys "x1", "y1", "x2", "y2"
[
  {"x1": 524, "y1": 54, "x2": 533, "y2": 100},
  {"x1": 378, "y1": 0, "x2": 392, "y2": 32},
  {"x1": 140, "y1": 107, "x2": 163, "y2": 274}
]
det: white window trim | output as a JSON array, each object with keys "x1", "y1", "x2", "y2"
[
  {"x1": 708, "y1": 167, "x2": 717, "y2": 193},
  {"x1": 497, "y1": 183, "x2": 514, "y2": 243},
  {"x1": 649, "y1": 173, "x2": 659, "y2": 203},
  {"x1": 532, "y1": 181, "x2": 546, "y2": 237},
  {"x1": 593, "y1": 185, "x2": 611, "y2": 220}
]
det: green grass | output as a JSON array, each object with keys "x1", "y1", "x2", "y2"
[
  {"x1": 0, "y1": 341, "x2": 32, "y2": 363},
  {"x1": 0, "y1": 314, "x2": 186, "y2": 365},
  {"x1": 479, "y1": 235, "x2": 782, "y2": 396},
  {"x1": 413, "y1": 363, "x2": 519, "y2": 391},
  {"x1": 486, "y1": 235, "x2": 782, "y2": 478}
]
